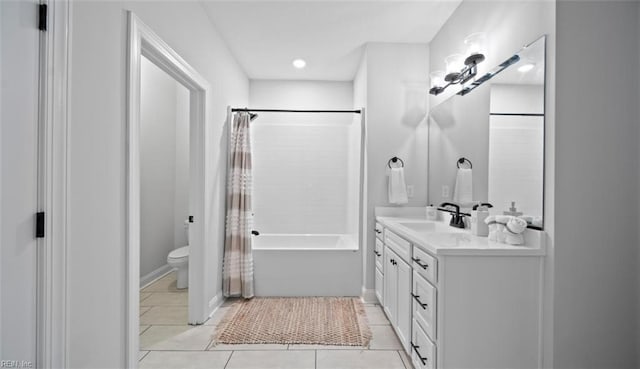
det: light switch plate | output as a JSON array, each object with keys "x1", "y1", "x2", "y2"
[
  {"x1": 407, "y1": 185, "x2": 414, "y2": 198},
  {"x1": 442, "y1": 185, "x2": 450, "y2": 198}
]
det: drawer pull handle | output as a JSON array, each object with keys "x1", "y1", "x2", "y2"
[
  {"x1": 411, "y1": 342, "x2": 428, "y2": 365},
  {"x1": 411, "y1": 293, "x2": 428, "y2": 309},
  {"x1": 412, "y1": 257, "x2": 429, "y2": 270}
]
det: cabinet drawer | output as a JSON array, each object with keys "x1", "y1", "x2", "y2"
[
  {"x1": 375, "y1": 267, "x2": 384, "y2": 305},
  {"x1": 375, "y1": 222, "x2": 384, "y2": 240},
  {"x1": 375, "y1": 238, "x2": 384, "y2": 271},
  {"x1": 411, "y1": 320, "x2": 436, "y2": 369},
  {"x1": 385, "y1": 230, "x2": 411, "y2": 264},
  {"x1": 412, "y1": 246, "x2": 437, "y2": 284},
  {"x1": 412, "y1": 271, "x2": 436, "y2": 340}
]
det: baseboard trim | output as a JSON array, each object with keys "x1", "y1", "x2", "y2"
[
  {"x1": 140, "y1": 264, "x2": 173, "y2": 289},
  {"x1": 361, "y1": 287, "x2": 378, "y2": 304},
  {"x1": 205, "y1": 295, "x2": 224, "y2": 323}
]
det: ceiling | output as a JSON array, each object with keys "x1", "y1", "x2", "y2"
[{"x1": 201, "y1": 1, "x2": 462, "y2": 81}]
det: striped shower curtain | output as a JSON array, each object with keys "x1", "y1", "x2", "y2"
[{"x1": 222, "y1": 112, "x2": 254, "y2": 298}]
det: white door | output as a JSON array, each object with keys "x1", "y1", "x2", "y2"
[
  {"x1": 383, "y1": 248, "x2": 397, "y2": 324},
  {"x1": 1, "y1": 0, "x2": 41, "y2": 363}
]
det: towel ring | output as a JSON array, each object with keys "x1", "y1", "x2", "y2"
[
  {"x1": 457, "y1": 157, "x2": 472, "y2": 169},
  {"x1": 388, "y1": 156, "x2": 405, "y2": 169}
]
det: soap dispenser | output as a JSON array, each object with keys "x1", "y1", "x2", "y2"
[
  {"x1": 426, "y1": 204, "x2": 438, "y2": 221},
  {"x1": 471, "y1": 202, "x2": 493, "y2": 237}
]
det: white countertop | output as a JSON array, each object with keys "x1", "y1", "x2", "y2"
[{"x1": 376, "y1": 215, "x2": 546, "y2": 257}]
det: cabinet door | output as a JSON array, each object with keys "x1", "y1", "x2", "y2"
[
  {"x1": 375, "y1": 267, "x2": 384, "y2": 305},
  {"x1": 383, "y1": 248, "x2": 397, "y2": 324},
  {"x1": 396, "y1": 258, "x2": 412, "y2": 352}
]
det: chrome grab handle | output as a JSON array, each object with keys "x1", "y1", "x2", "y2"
[
  {"x1": 411, "y1": 342, "x2": 428, "y2": 365},
  {"x1": 411, "y1": 257, "x2": 428, "y2": 270},
  {"x1": 411, "y1": 293, "x2": 428, "y2": 309}
]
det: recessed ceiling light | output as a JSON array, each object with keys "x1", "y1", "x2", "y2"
[
  {"x1": 518, "y1": 63, "x2": 535, "y2": 73},
  {"x1": 292, "y1": 59, "x2": 306, "y2": 69}
]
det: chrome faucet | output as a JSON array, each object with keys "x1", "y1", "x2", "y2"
[{"x1": 439, "y1": 202, "x2": 467, "y2": 229}]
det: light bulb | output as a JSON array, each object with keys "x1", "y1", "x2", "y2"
[{"x1": 292, "y1": 59, "x2": 306, "y2": 69}]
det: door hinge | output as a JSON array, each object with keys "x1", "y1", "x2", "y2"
[
  {"x1": 39, "y1": 4, "x2": 47, "y2": 31},
  {"x1": 36, "y1": 212, "x2": 45, "y2": 238},
  {"x1": 188, "y1": 216, "x2": 194, "y2": 223}
]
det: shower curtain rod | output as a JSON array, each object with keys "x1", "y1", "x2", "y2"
[{"x1": 231, "y1": 108, "x2": 362, "y2": 114}]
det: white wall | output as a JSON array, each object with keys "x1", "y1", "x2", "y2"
[
  {"x1": 428, "y1": 1, "x2": 555, "y2": 366},
  {"x1": 249, "y1": 80, "x2": 358, "y2": 235},
  {"x1": 139, "y1": 57, "x2": 190, "y2": 280},
  {"x1": 174, "y1": 81, "x2": 190, "y2": 249},
  {"x1": 555, "y1": 1, "x2": 639, "y2": 367},
  {"x1": 360, "y1": 43, "x2": 430, "y2": 294},
  {"x1": 353, "y1": 55, "x2": 369, "y2": 296},
  {"x1": 67, "y1": 2, "x2": 248, "y2": 366}
]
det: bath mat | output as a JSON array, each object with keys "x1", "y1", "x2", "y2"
[{"x1": 213, "y1": 297, "x2": 372, "y2": 347}]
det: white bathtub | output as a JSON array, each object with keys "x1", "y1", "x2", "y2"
[{"x1": 252, "y1": 234, "x2": 361, "y2": 296}]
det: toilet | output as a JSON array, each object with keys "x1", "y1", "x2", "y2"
[
  {"x1": 167, "y1": 221, "x2": 190, "y2": 289},
  {"x1": 167, "y1": 246, "x2": 189, "y2": 289}
]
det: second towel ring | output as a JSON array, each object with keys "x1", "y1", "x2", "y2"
[
  {"x1": 457, "y1": 157, "x2": 473, "y2": 169},
  {"x1": 388, "y1": 156, "x2": 405, "y2": 168}
]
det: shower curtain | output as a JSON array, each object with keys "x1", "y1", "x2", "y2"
[{"x1": 222, "y1": 112, "x2": 254, "y2": 298}]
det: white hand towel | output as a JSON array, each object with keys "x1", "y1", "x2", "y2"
[
  {"x1": 453, "y1": 168, "x2": 473, "y2": 205},
  {"x1": 388, "y1": 167, "x2": 408, "y2": 204}
]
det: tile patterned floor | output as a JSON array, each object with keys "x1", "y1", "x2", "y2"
[{"x1": 139, "y1": 272, "x2": 414, "y2": 369}]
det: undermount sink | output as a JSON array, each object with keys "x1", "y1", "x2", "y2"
[{"x1": 397, "y1": 221, "x2": 465, "y2": 234}]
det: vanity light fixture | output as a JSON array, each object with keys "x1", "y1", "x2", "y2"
[
  {"x1": 292, "y1": 58, "x2": 306, "y2": 69},
  {"x1": 429, "y1": 32, "x2": 487, "y2": 96}
]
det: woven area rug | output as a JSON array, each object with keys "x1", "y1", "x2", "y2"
[{"x1": 213, "y1": 297, "x2": 372, "y2": 347}]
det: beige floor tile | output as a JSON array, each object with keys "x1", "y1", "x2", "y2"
[
  {"x1": 140, "y1": 306, "x2": 188, "y2": 325},
  {"x1": 221, "y1": 297, "x2": 242, "y2": 307},
  {"x1": 140, "y1": 325, "x2": 214, "y2": 351},
  {"x1": 398, "y1": 349, "x2": 414, "y2": 369},
  {"x1": 140, "y1": 306, "x2": 151, "y2": 316},
  {"x1": 139, "y1": 350, "x2": 231, "y2": 369},
  {"x1": 208, "y1": 343, "x2": 289, "y2": 351},
  {"x1": 138, "y1": 351, "x2": 149, "y2": 362},
  {"x1": 365, "y1": 306, "x2": 391, "y2": 325},
  {"x1": 140, "y1": 325, "x2": 191, "y2": 350},
  {"x1": 369, "y1": 325, "x2": 403, "y2": 350},
  {"x1": 288, "y1": 344, "x2": 363, "y2": 350},
  {"x1": 316, "y1": 350, "x2": 406, "y2": 369},
  {"x1": 224, "y1": 350, "x2": 315, "y2": 369},
  {"x1": 141, "y1": 292, "x2": 188, "y2": 307},
  {"x1": 140, "y1": 292, "x2": 152, "y2": 303},
  {"x1": 140, "y1": 325, "x2": 151, "y2": 335},
  {"x1": 142, "y1": 273, "x2": 184, "y2": 293},
  {"x1": 203, "y1": 306, "x2": 233, "y2": 326}
]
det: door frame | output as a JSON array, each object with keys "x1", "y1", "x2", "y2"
[
  {"x1": 37, "y1": 0, "x2": 70, "y2": 367},
  {"x1": 126, "y1": 11, "x2": 212, "y2": 368}
]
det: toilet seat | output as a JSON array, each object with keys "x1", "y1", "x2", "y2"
[{"x1": 168, "y1": 246, "x2": 189, "y2": 261}]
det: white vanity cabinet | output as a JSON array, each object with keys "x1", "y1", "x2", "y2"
[{"x1": 376, "y1": 216, "x2": 545, "y2": 369}]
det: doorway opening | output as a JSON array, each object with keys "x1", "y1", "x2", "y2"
[{"x1": 126, "y1": 12, "x2": 212, "y2": 367}]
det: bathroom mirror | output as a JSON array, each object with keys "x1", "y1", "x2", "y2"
[{"x1": 428, "y1": 36, "x2": 545, "y2": 229}]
